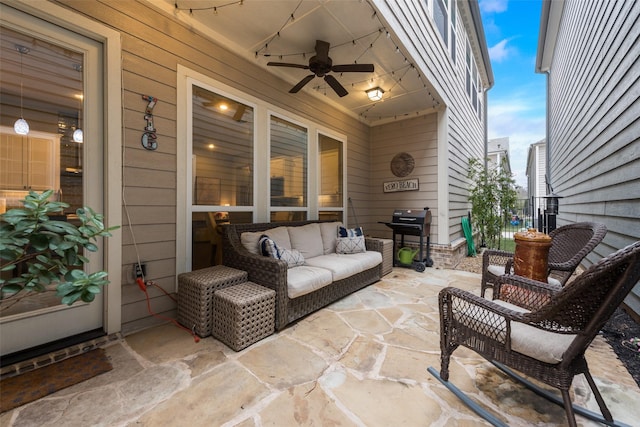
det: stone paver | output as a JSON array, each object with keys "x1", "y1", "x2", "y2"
[{"x1": 4, "y1": 268, "x2": 640, "y2": 427}]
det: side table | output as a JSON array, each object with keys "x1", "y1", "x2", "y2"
[
  {"x1": 379, "y1": 238, "x2": 394, "y2": 276},
  {"x1": 177, "y1": 265, "x2": 248, "y2": 337},
  {"x1": 211, "y1": 282, "x2": 275, "y2": 351}
]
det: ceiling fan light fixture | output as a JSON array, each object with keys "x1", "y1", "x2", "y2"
[{"x1": 366, "y1": 87, "x2": 384, "y2": 101}]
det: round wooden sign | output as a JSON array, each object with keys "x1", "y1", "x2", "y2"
[{"x1": 390, "y1": 152, "x2": 415, "y2": 177}]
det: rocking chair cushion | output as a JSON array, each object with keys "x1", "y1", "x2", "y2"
[
  {"x1": 487, "y1": 264, "x2": 509, "y2": 276},
  {"x1": 455, "y1": 299, "x2": 576, "y2": 364}
]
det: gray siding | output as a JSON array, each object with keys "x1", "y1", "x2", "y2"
[
  {"x1": 376, "y1": 0, "x2": 487, "y2": 245},
  {"x1": 547, "y1": 0, "x2": 640, "y2": 310}
]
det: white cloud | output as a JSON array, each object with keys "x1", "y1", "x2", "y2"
[
  {"x1": 489, "y1": 39, "x2": 512, "y2": 63},
  {"x1": 488, "y1": 97, "x2": 545, "y2": 187},
  {"x1": 480, "y1": 0, "x2": 509, "y2": 14}
]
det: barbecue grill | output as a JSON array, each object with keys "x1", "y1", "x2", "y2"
[{"x1": 380, "y1": 208, "x2": 433, "y2": 272}]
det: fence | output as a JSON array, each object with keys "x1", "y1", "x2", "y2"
[{"x1": 502, "y1": 196, "x2": 558, "y2": 238}]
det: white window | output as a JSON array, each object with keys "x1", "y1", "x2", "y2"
[
  {"x1": 318, "y1": 133, "x2": 344, "y2": 221},
  {"x1": 269, "y1": 115, "x2": 308, "y2": 222},
  {"x1": 178, "y1": 69, "x2": 347, "y2": 272},
  {"x1": 466, "y1": 40, "x2": 481, "y2": 112},
  {"x1": 432, "y1": 0, "x2": 456, "y2": 63}
]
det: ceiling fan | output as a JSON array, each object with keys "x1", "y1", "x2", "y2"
[{"x1": 267, "y1": 40, "x2": 374, "y2": 97}]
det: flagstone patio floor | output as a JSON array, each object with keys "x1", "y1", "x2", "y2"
[{"x1": 2, "y1": 267, "x2": 639, "y2": 426}]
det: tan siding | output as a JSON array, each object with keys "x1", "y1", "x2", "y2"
[
  {"x1": 547, "y1": 0, "x2": 640, "y2": 311},
  {"x1": 56, "y1": 0, "x2": 371, "y2": 333},
  {"x1": 49, "y1": 0, "x2": 488, "y2": 332},
  {"x1": 369, "y1": 114, "x2": 439, "y2": 243}
]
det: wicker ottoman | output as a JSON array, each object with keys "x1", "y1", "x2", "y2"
[
  {"x1": 211, "y1": 282, "x2": 275, "y2": 351},
  {"x1": 177, "y1": 266, "x2": 248, "y2": 337}
]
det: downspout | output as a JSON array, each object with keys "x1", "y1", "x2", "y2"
[
  {"x1": 545, "y1": 70, "x2": 551, "y2": 193},
  {"x1": 483, "y1": 89, "x2": 489, "y2": 169}
]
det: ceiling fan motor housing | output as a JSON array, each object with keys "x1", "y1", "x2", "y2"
[{"x1": 309, "y1": 55, "x2": 332, "y2": 76}]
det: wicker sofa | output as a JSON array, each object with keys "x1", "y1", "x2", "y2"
[{"x1": 221, "y1": 220, "x2": 386, "y2": 330}]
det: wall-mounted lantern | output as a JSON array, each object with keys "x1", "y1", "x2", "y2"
[
  {"x1": 544, "y1": 192, "x2": 563, "y2": 214},
  {"x1": 541, "y1": 192, "x2": 563, "y2": 233}
]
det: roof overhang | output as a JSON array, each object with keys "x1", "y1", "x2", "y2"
[
  {"x1": 535, "y1": 0, "x2": 565, "y2": 73},
  {"x1": 468, "y1": 0, "x2": 494, "y2": 89}
]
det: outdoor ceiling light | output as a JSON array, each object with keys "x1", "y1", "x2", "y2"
[{"x1": 366, "y1": 87, "x2": 384, "y2": 101}]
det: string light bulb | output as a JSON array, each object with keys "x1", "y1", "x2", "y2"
[{"x1": 14, "y1": 45, "x2": 30, "y2": 135}]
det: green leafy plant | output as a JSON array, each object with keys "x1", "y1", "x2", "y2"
[
  {"x1": 467, "y1": 157, "x2": 517, "y2": 249},
  {"x1": 0, "y1": 190, "x2": 117, "y2": 311}
]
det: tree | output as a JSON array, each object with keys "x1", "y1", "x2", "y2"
[{"x1": 467, "y1": 157, "x2": 517, "y2": 249}]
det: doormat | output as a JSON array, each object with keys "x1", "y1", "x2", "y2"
[{"x1": 0, "y1": 348, "x2": 112, "y2": 413}]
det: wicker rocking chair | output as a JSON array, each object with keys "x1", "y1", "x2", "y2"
[
  {"x1": 432, "y1": 240, "x2": 640, "y2": 427},
  {"x1": 480, "y1": 222, "x2": 607, "y2": 298}
]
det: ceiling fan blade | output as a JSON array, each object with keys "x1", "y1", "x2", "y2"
[
  {"x1": 267, "y1": 62, "x2": 309, "y2": 69},
  {"x1": 314, "y1": 40, "x2": 330, "y2": 63},
  {"x1": 290, "y1": 74, "x2": 316, "y2": 93},
  {"x1": 331, "y1": 64, "x2": 375, "y2": 73},
  {"x1": 324, "y1": 75, "x2": 348, "y2": 97}
]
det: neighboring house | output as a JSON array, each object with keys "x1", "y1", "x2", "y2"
[
  {"x1": 525, "y1": 138, "x2": 547, "y2": 226},
  {"x1": 536, "y1": 0, "x2": 640, "y2": 313},
  {"x1": 487, "y1": 136, "x2": 511, "y2": 175},
  {"x1": 0, "y1": 0, "x2": 492, "y2": 356}
]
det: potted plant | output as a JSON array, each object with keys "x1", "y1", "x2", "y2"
[{"x1": 0, "y1": 190, "x2": 117, "y2": 312}]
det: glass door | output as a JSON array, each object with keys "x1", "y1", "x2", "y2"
[{"x1": 0, "y1": 9, "x2": 104, "y2": 356}]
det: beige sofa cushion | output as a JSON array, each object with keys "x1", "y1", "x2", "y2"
[
  {"x1": 287, "y1": 266, "x2": 333, "y2": 298},
  {"x1": 304, "y1": 252, "x2": 382, "y2": 281},
  {"x1": 319, "y1": 222, "x2": 342, "y2": 254},
  {"x1": 288, "y1": 223, "x2": 323, "y2": 258},
  {"x1": 240, "y1": 231, "x2": 263, "y2": 254},
  {"x1": 264, "y1": 226, "x2": 292, "y2": 250}
]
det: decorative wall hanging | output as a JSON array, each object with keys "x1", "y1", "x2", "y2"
[
  {"x1": 390, "y1": 152, "x2": 415, "y2": 177},
  {"x1": 141, "y1": 95, "x2": 158, "y2": 150},
  {"x1": 383, "y1": 178, "x2": 419, "y2": 193}
]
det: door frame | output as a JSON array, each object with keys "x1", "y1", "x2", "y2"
[{"x1": 2, "y1": 0, "x2": 123, "y2": 336}]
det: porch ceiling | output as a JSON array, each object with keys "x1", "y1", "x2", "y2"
[{"x1": 156, "y1": 0, "x2": 442, "y2": 125}]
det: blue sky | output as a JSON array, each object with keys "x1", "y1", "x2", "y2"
[{"x1": 479, "y1": 0, "x2": 546, "y2": 187}]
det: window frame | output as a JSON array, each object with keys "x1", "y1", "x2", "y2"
[
  {"x1": 268, "y1": 111, "x2": 310, "y2": 220},
  {"x1": 176, "y1": 67, "x2": 347, "y2": 275},
  {"x1": 430, "y1": 0, "x2": 456, "y2": 64},
  {"x1": 317, "y1": 130, "x2": 346, "y2": 221}
]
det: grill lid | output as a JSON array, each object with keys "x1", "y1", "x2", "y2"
[{"x1": 391, "y1": 208, "x2": 431, "y2": 225}]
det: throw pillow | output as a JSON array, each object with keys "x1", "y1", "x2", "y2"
[
  {"x1": 278, "y1": 248, "x2": 305, "y2": 267},
  {"x1": 259, "y1": 235, "x2": 305, "y2": 267},
  {"x1": 338, "y1": 226, "x2": 364, "y2": 238},
  {"x1": 259, "y1": 235, "x2": 279, "y2": 258},
  {"x1": 336, "y1": 236, "x2": 366, "y2": 254},
  {"x1": 336, "y1": 227, "x2": 366, "y2": 254}
]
